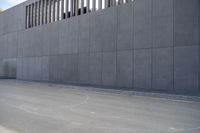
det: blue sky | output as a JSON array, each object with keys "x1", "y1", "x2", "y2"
[{"x1": 0, "y1": 0, "x2": 26, "y2": 10}]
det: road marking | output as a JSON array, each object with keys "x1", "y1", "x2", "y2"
[
  {"x1": 0, "y1": 125, "x2": 19, "y2": 133},
  {"x1": 69, "y1": 94, "x2": 90, "y2": 112},
  {"x1": 169, "y1": 126, "x2": 200, "y2": 132},
  {"x1": 90, "y1": 112, "x2": 95, "y2": 114}
]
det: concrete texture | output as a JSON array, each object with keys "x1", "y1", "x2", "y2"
[
  {"x1": 58, "y1": 20, "x2": 70, "y2": 54},
  {"x1": 78, "y1": 53, "x2": 89, "y2": 84},
  {"x1": 0, "y1": 0, "x2": 199, "y2": 95},
  {"x1": 1, "y1": 3, "x2": 24, "y2": 35},
  {"x1": 0, "y1": 14, "x2": 3, "y2": 36},
  {"x1": 43, "y1": 23, "x2": 59, "y2": 56},
  {"x1": 102, "y1": 52, "x2": 116, "y2": 86},
  {"x1": 174, "y1": 46, "x2": 199, "y2": 93},
  {"x1": 0, "y1": 59, "x2": 4, "y2": 78},
  {"x1": 152, "y1": 48, "x2": 173, "y2": 90},
  {"x1": 7, "y1": 33, "x2": 18, "y2": 58},
  {"x1": 174, "y1": 0, "x2": 199, "y2": 46},
  {"x1": 0, "y1": 80, "x2": 200, "y2": 133},
  {"x1": 133, "y1": 0, "x2": 152, "y2": 49},
  {"x1": 89, "y1": 53, "x2": 102, "y2": 85},
  {"x1": 116, "y1": 50, "x2": 133, "y2": 87},
  {"x1": 152, "y1": 0, "x2": 173, "y2": 48},
  {"x1": 78, "y1": 14, "x2": 90, "y2": 53},
  {"x1": 101, "y1": 7, "x2": 117, "y2": 52},
  {"x1": 117, "y1": 3, "x2": 133, "y2": 51},
  {"x1": 134, "y1": 49, "x2": 152, "y2": 89},
  {"x1": 90, "y1": 11, "x2": 103, "y2": 52}
]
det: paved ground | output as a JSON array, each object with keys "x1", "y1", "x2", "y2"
[{"x1": 0, "y1": 80, "x2": 200, "y2": 133}]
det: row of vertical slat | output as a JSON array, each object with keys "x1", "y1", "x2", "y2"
[{"x1": 25, "y1": 0, "x2": 134, "y2": 29}]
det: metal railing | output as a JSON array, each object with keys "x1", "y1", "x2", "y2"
[{"x1": 25, "y1": 0, "x2": 134, "y2": 29}]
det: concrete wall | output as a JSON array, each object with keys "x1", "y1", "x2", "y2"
[{"x1": 0, "y1": 0, "x2": 199, "y2": 95}]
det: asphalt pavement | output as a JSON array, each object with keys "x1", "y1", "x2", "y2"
[{"x1": 0, "y1": 80, "x2": 200, "y2": 133}]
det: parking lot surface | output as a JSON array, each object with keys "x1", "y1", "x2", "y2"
[{"x1": 0, "y1": 80, "x2": 200, "y2": 133}]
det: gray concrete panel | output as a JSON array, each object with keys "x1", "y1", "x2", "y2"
[
  {"x1": 101, "y1": 7, "x2": 117, "y2": 52},
  {"x1": 28, "y1": 57, "x2": 35, "y2": 80},
  {"x1": 1, "y1": 59, "x2": 7, "y2": 78},
  {"x1": 89, "y1": 53, "x2": 102, "y2": 85},
  {"x1": 49, "y1": 23, "x2": 59, "y2": 55},
  {"x1": 8, "y1": 7, "x2": 16, "y2": 33},
  {"x1": 90, "y1": 11, "x2": 103, "y2": 52},
  {"x1": 9, "y1": 8, "x2": 16, "y2": 33},
  {"x1": 28, "y1": 30, "x2": 36, "y2": 57},
  {"x1": 56, "y1": 55, "x2": 63, "y2": 83},
  {"x1": 57, "y1": 54, "x2": 78, "y2": 83},
  {"x1": 117, "y1": 3, "x2": 133, "y2": 51},
  {"x1": 1, "y1": 12, "x2": 5, "y2": 35},
  {"x1": 61, "y1": 54, "x2": 71, "y2": 83},
  {"x1": 14, "y1": 4, "x2": 25, "y2": 31},
  {"x1": 34, "y1": 57, "x2": 42, "y2": 81},
  {"x1": 174, "y1": 0, "x2": 199, "y2": 46},
  {"x1": 2, "y1": 10, "x2": 11, "y2": 34},
  {"x1": 78, "y1": 53, "x2": 89, "y2": 83},
  {"x1": 8, "y1": 58, "x2": 16, "y2": 78},
  {"x1": 59, "y1": 55, "x2": 66, "y2": 83},
  {"x1": 1, "y1": 35, "x2": 8, "y2": 58},
  {"x1": 22, "y1": 30, "x2": 29, "y2": 57},
  {"x1": 23, "y1": 29, "x2": 33, "y2": 57},
  {"x1": 134, "y1": 49, "x2": 152, "y2": 89},
  {"x1": 152, "y1": 48, "x2": 173, "y2": 90},
  {"x1": 67, "y1": 54, "x2": 78, "y2": 83},
  {"x1": 16, "y1": 58, "x2": 23, "y2": 79},
  {"x1": 21, "y1": 58, "x2": 26, "y2": 80},
  {"x1": 29, "y1": 30, "x2": 35, "y2": 57},
  {"x1": 0, "y1": 36, "x2": 7, "y2": 58},
  {"x1": 102, "y1": 52, "x2": 116, "y2": 86},
  {"x1": 70, "y1": 54, "x2": 78, "y2": 83},
  {"x1": 43, "y1": 23, "x2": 59, "y2": 56},
  {"x1": 4, "y1": 58, "x2": 17, "y2": 78},
  {"x1": 7, "y1": 32, "x2": 18, "y2": 58},
  {"x1": 1, "y1": 12, "x2": 6, "y2": 35},
  {"x1": 57, "y1": 55, "x2": 64, "y2": 83},
  {"x1": 174, "y1": 46, "x2": 199, "y2": 92},
  {"x1": 24, "y1": 58, "x2": 29, "y2": 80},
  {"x1": 133, "y1": 0, "x2": 152, "y2": 49},
  {"x1": 78, "y1": 14, "x2": 90, "y2": 53},
  {"x1": 17, "y1": 31, "x2": 24, "y2": 58},
  {"x1": 31, "y1": 27, "x2": 43, "y2": 56},
  {"x1": 69, "y1": 17, "x2": 79, "y2": 54},
  {"x1": 59, "y1": 17, "x2": 79, "y2": 54},
  {"x1": 1, "y1": 4, "x2": 24, "y2": 34},
  {"x1": 152, "y1": 0, "x2": 173, "y2": 48},
  {"x1": 58, "y1": 20, "x2": 70, "y2": 54},
  {"x1": 0, "y1": 14, "x2": 3, "y2": 36},
  {"x1": 56, "y1": 55, "x2": 62, "y2": 83},
  {"x1": 41, "y1": 56, "x2": 49, "y2": 81},
  {"x1": 0, "y1": 59, "x2": 3, "y2": 77},
  {"x1": 49, "y1": 55, "x2": 58, "y2": 82},
  {"x1": 0, "y1": 37, "x2": 3, "y2": 58},
  {"x1": 116, "y1": 50, "x2": 133, "y2": 87}
]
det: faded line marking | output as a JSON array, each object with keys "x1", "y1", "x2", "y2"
[
  {"x1": 0, "y1": 125, "x2": 19, "y2": 133},
  {"x1": 169, "y1": 126, "x2": 200, "y2": 132},
  {"x1": 69, "y1": 94, "x2": 90, "y2": 112}
]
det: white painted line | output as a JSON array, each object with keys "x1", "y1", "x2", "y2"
[{"x1": 0, "y1": 125, "x2": 19, "y2": 133}]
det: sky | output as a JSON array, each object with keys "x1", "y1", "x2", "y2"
[{"x1": 0, "y1": 0, "x2": 26, "y2": 10}]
